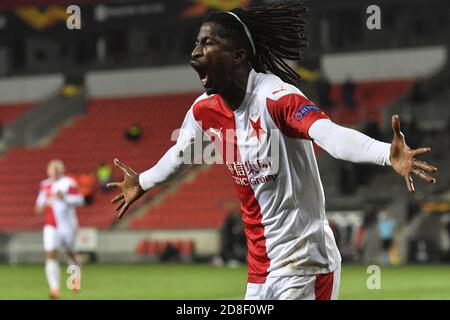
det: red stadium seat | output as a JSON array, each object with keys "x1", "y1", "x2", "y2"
[
  {"x1": 0, "y1": 93, "x2": 198, "y2": 231},
  {"x1": 0, "y1": 102, "x2": 35, "y2": 125}
]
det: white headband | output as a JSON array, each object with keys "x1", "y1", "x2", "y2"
[{"x1": 226, "y1": 11, "x2": 256, "y2": 56}]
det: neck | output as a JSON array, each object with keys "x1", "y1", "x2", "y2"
[
  {"x1": 51, "y1": 175, "x2": 62, "y2": 182},
  {"x1": 220, "y1": 66, "x2": 251, "y2": 111}
]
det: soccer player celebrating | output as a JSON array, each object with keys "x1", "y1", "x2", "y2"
[
  {"x1": 107, "y1": 2, "x2": 437, "y2": 299},
  {"x1": 35, "y1": 160, "x2": 84, "y2": 299}
]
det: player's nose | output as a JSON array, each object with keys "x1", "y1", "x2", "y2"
[{"x1": 191, "y1": 44, "x2": 203, "y2": 60}]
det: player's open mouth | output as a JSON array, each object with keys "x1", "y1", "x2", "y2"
[{"x1": 190, "y1": 61, "x2": 209, "y2": 87}]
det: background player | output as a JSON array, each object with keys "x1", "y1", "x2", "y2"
[
  {"x1": 107, "y1": 2, "x2": 437, "y2": 299},
  {"x1": 35, "y1": 159, "x2": 84, "y2": 299}
]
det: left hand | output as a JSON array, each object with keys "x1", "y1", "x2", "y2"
[
  {"x1": 107, "y1": 158, "x2": 146, "y2": 219},
  {"x1": 55, "y1": 191, "x2": 65, "y2": 200},
  {"x1": 390, "y1": 114, "x2": 437, "y2": 193}
]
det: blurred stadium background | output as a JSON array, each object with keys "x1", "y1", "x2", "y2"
[{"x1": 0, "y1": 0, "x2": 449, "y2": 299}]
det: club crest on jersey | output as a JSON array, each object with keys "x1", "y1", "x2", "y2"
[
  {"x1": 294, "y1": 105, "x2": 320, "y2": 121},
  {"x1": 249, "y1": 116, "x2": 266, "y2": 142}
]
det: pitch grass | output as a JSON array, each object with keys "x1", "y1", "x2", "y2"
[{"x1": 0, "y1": 264, "x2": 449, "y2": 300}]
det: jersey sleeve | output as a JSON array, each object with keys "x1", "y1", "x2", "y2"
[
  {"x1": 139, "y1": 107, "x2": 206, "y2": 191},
  {"x1": 35, "y1": 185, "x2": 47, "y2": 207},
  {"x1": 174, "y1": 107, "x2": 206, "y2": 163},
  {"x1": 266, "y1": 93, "x2": 329, "y2": 140},
  {"x1": 64, "y1": 179, "x2": 84, "y2": 207},
  {"x1": 309, "y1": 119, "x2": 391, "y2": 166}
]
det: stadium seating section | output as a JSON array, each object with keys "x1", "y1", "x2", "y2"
[
  {"x1": 0, "y1": 102, "x2": 35, "y2": 125},
  {"x1": 0, "y1": 78, "x2": 413, "y2": 231},
  {"x1": 327, "y1": 79, "x2": 413, "y2": 125}
]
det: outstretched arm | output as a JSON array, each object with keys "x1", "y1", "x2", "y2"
[
  {"x1": 309, "y1": 114, "x2": 437, "y2": 192},
  {"x1": 108, "y1": 108, "x2": 206, "y2": 219},
  {"x1": 138, "y1": 143, "x2": 193, "y2": 190},
  {"x1": 309, "y1": 118, "x2": 392, "y2": 165},
  {"x1": 107, "y1": 143, "x2": 193, "y2": 220}
]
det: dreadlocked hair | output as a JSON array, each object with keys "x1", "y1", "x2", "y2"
[{"x1": 203, "y1": 1, "x2": 308, "y2": 86}]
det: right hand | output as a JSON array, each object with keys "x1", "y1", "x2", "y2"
[
  {"x1": 107, "y1": 158, "x2": 146, "y2": 219},
  {"x1": 389, "y1": 115, "x2": 437, "y2": 193},
  {"x1": 34, "y1": 205, "x2": 45, "y2": 215}
]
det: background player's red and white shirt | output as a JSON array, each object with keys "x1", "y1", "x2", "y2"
[{"x1": 36, "y1": 176, "x2": 84, "y2": 233}]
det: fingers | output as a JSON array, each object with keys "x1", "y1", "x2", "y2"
[
  {"x1": 413, "y1": 159, "x2": 437, "y2": 173},
  {"x1": 404, "y1": 175, "x2": 415, "y2": 193},
  {"x1": 114, "y1": 158, "x2": 129, "y2": 174},
  {"x1": 115, "y1": 200, "x2": 126, "y2": 212},
  {"x1": 114, "y1": 198, "x2": 131, "y2": 219},
  {"x1": 118, "y1": 203, "x2": 131, "y2": 220},
  {"x1": 114, "y1": 158, "x2": 138, "y2": 176},
  {"x1": 412, "y1": 147, "x2": 431, "y2": 157},
  {"x1": 106, "y1": 182, "x2": 121, "y2": 189},
  {"x1": 391, "y1": 115, "x2": 402, "y2": 138},
  {"x1": 412, "y1": 168, "x2": 436, "y2": 184},
  {"x1": 410, "y1": 148, "x2": 437, "y2": 184},
  {"x1": 111, "y1": 193, "x2": 124, "y2": 204}
]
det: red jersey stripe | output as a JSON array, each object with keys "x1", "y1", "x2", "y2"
[
  {"x1": 45, "y1": 206, "x2": 57, "y2": 227},
  {"x1": 193, "y1": 95, "x2": 271, "y2": 283},
  {"x1": 68, "y1": 185, "x2": 80, "y2": 195},
  {"x1": 315, "y1": 271, "x2": 334, "y2": 300}
]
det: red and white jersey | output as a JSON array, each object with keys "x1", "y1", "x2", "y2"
[
  {"x1": 184, "y1": 70, "x2": 341, "y2": 282},
  {"x1": 36, "y1": 176, "x2": 84, "y2": 233}
]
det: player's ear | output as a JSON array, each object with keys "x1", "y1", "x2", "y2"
[{"x1": 233, "y1": 48, "x2": 247, "y2": 66}]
